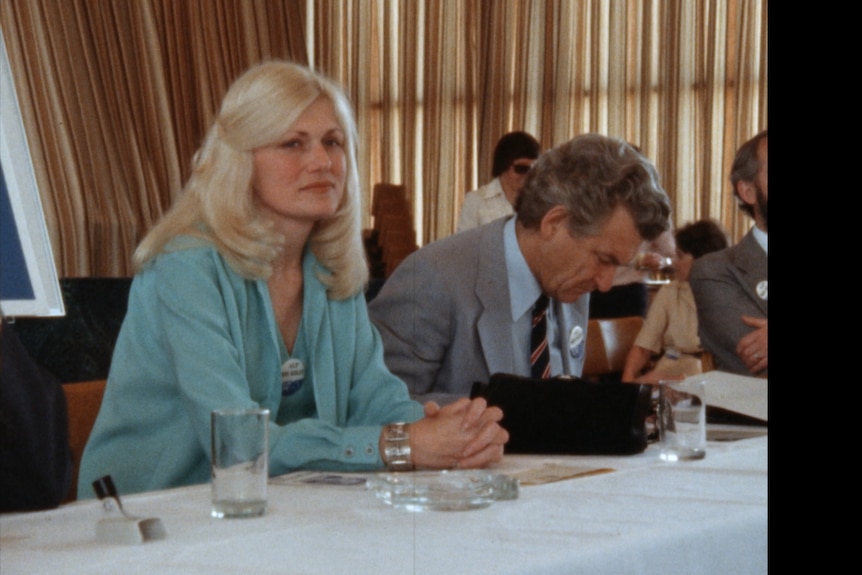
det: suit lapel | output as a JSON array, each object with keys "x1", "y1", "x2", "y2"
[
  {"x1": 475, "y1": 220, "x2": 516, "y2": 375},
  {"x1": 729, "y1": 231, "x2": 768, "y2": 316},
  {"x1": 552, "y1": 297, "x2": 589, "y2": 374}
]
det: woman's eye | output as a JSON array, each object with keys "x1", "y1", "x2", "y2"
[
  {"x1": 276, "y1": 138, "x2": 303, "y2": 150},
  {"x1": 325, "y1": 137, "x2": 344, "y2": 148}
]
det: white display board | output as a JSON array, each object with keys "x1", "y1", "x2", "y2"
[{"x1": 0, "y1": 25, "x2": 64, "y2": 318}]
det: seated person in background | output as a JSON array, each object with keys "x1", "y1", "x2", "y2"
[
  {"x1": 78, "y1": 61, "x2": 507, "y2": 498},
  {"x1": 1, "y1": 318, "x2": 72, "y2": 511},
  {"x1": 622, "y1": 219, "x2": 729, "y2": 384},
  {"x1": 369, "y1": 134, "x2": 672, "y2": 405},
  {"x1": 690, "y1": 130, "x2": 768, "y2": 376},
  {"x1": 457, "y1": 131, "x2": 540, "y2": 232}
]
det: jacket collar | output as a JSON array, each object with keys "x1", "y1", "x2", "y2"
[{"x1": 475, "y1": 219, "x2": 516, "y2": 374}]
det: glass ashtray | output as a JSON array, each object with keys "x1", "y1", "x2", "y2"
[{"x1": 366, "y1": 469, "x2": 518, "y2": 511}]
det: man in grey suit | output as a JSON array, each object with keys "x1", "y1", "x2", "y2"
[
  {"x1": 690, "y1": 130, "x2": 768, "y2": 376},
  {"x1": 369, "y1": 134, "x2": 672, "y2": 404}
]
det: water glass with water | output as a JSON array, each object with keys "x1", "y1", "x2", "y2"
[
  {"x1": 658, "y1": 379, "x2": 706, "y2": 461},
  {"x1": 211, "y1": 407, "x2": 269, "y2": 518}
]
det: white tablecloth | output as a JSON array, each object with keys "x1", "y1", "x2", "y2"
[{"x1": 1, "y1": 435, "x2": 767, "y2": 575}]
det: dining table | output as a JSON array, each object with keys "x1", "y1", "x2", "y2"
[{"x1": 1, "y1": 428, "x2": 767, "y2": 575}]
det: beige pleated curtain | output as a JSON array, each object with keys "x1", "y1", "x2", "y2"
[{"x1": 1, "y1": 0, "x2": 767, "y2": 277}]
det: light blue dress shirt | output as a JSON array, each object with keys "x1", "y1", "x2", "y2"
[{"x1": 503, "y1": 217, "x2": 564, "y2": 376}]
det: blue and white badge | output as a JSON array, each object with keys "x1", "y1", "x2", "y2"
[
  {"x1": 756, "y1": 280, "x2": 768, "y2": 301},
  {"x1": 568, "y1": 325, "x2": 585, "y2": 359},
  {"x1": 281, "y1": 358, "x2": 305, "y2": 397}
]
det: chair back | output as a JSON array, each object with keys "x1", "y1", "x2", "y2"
[
  {"x1": 700, "y1": 350, "x2": 715, "y2": 373},
  {"x1": 371, "y1": 183, "x2": 409, "y2": 223},
  {"x1": 366, "y1": 183, "x2": 416, "y2": 279},
  {"x1": 62, "y1": 379, "x2": 107, "y2": 502},
  {"x1": 583, "y1": 316, "x2": 644, "y2": 377}
]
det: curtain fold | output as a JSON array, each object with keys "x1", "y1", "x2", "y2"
[{"x1": 1, "y1": 0, "x2": 766, "y2": 276}]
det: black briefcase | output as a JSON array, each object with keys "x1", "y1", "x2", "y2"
[{"x1": 470, "y1": 373, "x2": 652, "y2": 455}]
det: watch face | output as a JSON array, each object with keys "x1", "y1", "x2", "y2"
[{"x1": 383, "y1": 423, "x2": 413, "y2": 470}]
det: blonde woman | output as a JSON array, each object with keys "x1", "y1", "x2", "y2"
[{"x1": 79, "y1": 61, "x2": 506, "y2": 497}]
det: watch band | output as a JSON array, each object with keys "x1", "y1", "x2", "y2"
[{"x1": 382, "y1": 422, "x2": 414, "y2": 471}]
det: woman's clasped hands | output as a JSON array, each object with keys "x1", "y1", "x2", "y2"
[{"x1": 408, "y1": 397, "x2": 509, "y2": 469}]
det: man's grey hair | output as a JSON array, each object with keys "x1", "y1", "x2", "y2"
[{"x1": 515, "y1": 134, "x2": 671, "y2": 241}]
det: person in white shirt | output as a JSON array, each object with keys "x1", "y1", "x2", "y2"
[
  {"x1": 622, "y1": 219, "x2": 729, "y2": 383},
  {"x1": 457, "y1": 131, "x2": 540, "y2": 232}
]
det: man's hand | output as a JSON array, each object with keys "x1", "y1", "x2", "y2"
[{"x1": 736, "y1": 316, "x2": 767, "y2": 374}]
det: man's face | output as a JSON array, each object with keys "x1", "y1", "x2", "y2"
[
  {"x1": 739, "y1": 138, "x2": 768, "y2": 231},
  {"x1": 531, "y1": 205, "x2": 643, "y2": 303},
  {"x1": 753, "y1": 139, "x2": 768, "y2": 230}
]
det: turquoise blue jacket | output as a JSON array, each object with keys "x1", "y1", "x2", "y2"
[{"x1": 78, "y1": 244, "x2": 422, "y2": 498}]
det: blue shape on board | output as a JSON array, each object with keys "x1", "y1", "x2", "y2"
[{"x1": 1, "y1": 161, "x2": 36, "y2": 300}]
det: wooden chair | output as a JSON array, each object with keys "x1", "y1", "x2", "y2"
[
  {"x1": 582, "y1": 316, "x2": 644, "y2": 379},
  {"x1": 380, "y1": 227, "x2": 415, "y2": 253},
  {"x1": 700, "y1": 351, "x2": 715, "y2": 372},
  {"x1": 62, "y1": 379, "x2": 107, "y2": 502},
  {"x1": 365, "y1": 183, "x2": 413, "y2": 278},
  {"x1": 370, "y1": 185, "x2": 409, "y2": 236},
  {"x1": 377, "y1": 214, "x2": 415, "y2": 247},
  {"x1": 383, "y1": 242, "x2": 418, "y2": 277},
  {"x1": 371, "y1": 183, "x2": 408, "y2": 220}
]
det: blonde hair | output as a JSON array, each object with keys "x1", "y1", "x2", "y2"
[{"x1": 134, "y1": 61, "x2": 368, "y2": 299}]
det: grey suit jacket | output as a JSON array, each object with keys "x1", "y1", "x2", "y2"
[
  {"x1": 368, "y1": 217, "x2": 589, "y2": 405},
  {"x1": 689, "y1": 230, "x2": 768, "y2": 376}
]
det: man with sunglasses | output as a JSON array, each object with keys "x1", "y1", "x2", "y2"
[
  {"x1": 457, "y1": 131, "x2": 540, "y2": 232},
  {"x1": 370, "y1": 134, "x2": 671, "y2": 405}
]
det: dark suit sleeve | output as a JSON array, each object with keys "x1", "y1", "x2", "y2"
[
  {"x1": 1, "y1": 322, "x2": 73, "y2": 511},
  {"x1": 689, "y1": 254, "x2": 763, "y2": 375},
  {"x1": 368, "y1": 250, "x2": 454, "y2": 400}
]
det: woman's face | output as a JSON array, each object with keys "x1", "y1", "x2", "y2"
[
  {"x1": 675, "y1": 249, "x2": 694, "y2": 282},
  {"x1": 252, "y1": 96, "x2": 347, "y2": 228}
]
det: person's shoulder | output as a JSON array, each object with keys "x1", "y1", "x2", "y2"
[
  {"x1": 690, "y1": 247, "x2": 731, "y2": 279},
  {"x1": 145, "y1": 237, "x2": 223, "y2": 270},
  {"x1": 439, "y1": 218, "x2": 506, "y2": 257},
  {"x1": 475, "y1": 178, "x2": 501, "y2": 198},
  {"x1": 462, "y1": 188, "x2": 481, "y2": 203},
  {"x1": 137, "y1": 237, "x2": 243, "y2": 292},
  {"x1": 727, "y1": 231, "x2": 766, "y2": 270}
]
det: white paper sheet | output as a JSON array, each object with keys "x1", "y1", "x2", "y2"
[{"x1": 698, "y1": 371, "x2": 767, "y2": 422}]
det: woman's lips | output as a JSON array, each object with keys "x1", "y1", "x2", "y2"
[{"x1": 301, "y1": 181, "x2": 335, "y2": 191}]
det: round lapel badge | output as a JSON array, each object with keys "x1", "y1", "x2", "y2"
[
  {"x1": 281, "y1": 358, "x2": 305, "y2": 396},
  {"x1": 756, "y1": 280, "x2": 768, "y2": 301},
  {"x1": 568, "y1": 325, "x2": 585, "y2": 359}
]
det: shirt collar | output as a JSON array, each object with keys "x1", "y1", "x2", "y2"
[{"x1": 503, "y1": 217, "x2": 543, "y2": 321}]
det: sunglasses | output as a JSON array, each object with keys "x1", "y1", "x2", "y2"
[{"x1": 511, "y1": 164, "x2": 531, "y2": 175}]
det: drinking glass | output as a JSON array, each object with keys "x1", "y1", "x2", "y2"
[
  {"x1": 211, "y1": 408, "x2": 269, "y2": 518},
  {"x1": 658, "y1": 379, "x2": 706, "y2": 461}
]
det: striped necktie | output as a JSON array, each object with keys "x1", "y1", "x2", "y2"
[{"x1": 530, "y1": 294, "x2": 551, "y2": 379}]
